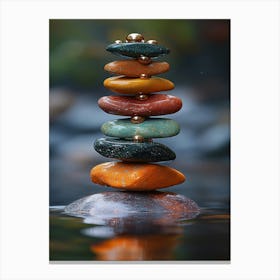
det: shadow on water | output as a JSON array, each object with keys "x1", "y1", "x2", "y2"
[{"x1": 50, "y1": 191, "x2": 230, "y2": 261}]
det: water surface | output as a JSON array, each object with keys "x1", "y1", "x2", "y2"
[{"x1": 50, "y1": 205, "x2": 230, "y2": 261}]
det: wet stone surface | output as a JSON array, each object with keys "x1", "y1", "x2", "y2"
[
  {"x1": 94, "y1": 137, "x2": 176, "y2": 162},
  {"x1": 64, "y1": 191, "x2": 200, "y2": 223}
]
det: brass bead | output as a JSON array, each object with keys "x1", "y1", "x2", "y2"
[
  {"x1": 126, "y1": 33, "x2": 144, "y2": 43},
  {"x1": 133, "y1": 135, "x2": 145, "y2": 142},
  {"x1": 140, "y1": 73, "x2": 148, "y2": 79},
  {"x1": 138, "y1": 55, "x2": 151, "y2": 65},
  {"x1": 135, "y1": 93, "x2": 148, "y2": 100},
  {"x1": 114, "y1": 40, "x2": 122, "y2": 44},
  {"x1": 147, "y1": 39, "x2": 158, "y2": 45},
  {"x1": 131, "y1": 116, "x2": 145, "y2": 124}
]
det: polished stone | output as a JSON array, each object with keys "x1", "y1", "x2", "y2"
[
  {"x1": 98, "y1": 94, "x2": 182, "y2": 116},
  {"x1": 90, "y1": 162, "x2": 186, "y2": 191},
  {"x1": 94, "y1": 137, "x2": 176, "y2": 162},
  {"x1": 64, "y1": 191, "x2": 200, "y2": 222},
  {"x1": 106, "y1": 42, "x2": 169, "y2": 58},
  {"x1": 101, "y1": 118, "x2": 180, "y2": 139},
  {"x1": 104, "y1": 60, "x2": 170, "y2": 77},
  {"x1": 103, "y1": 76, "x2": 174, "y2": 94}
]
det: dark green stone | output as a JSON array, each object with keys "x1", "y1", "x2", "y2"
[
  {"x1": 106, "y1": 43, "x2": 170, "y2": 58},
  {"x1": 94, "y1": 138, "x2": 176, "y2": 162}
]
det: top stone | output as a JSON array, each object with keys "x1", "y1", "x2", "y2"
[{"x1": 106, "y1": 43, "x2": 170, "y2": 58}]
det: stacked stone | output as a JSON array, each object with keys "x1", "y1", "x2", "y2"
[{"x1": 90, "y1": 33, "x2": 185, "y2": 191}]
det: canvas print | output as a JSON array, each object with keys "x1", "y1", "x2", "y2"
[{"x1": 49, "y1": 19, "x2": 230, "y2": 261}]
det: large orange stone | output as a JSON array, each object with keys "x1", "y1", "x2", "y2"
[
  {"x1": 103, "y1": 76, "x2": 174, "y2": 94},
  {"x1": 104, "y1": 60, "x2": 170, "y2": 77},
  {"x1": 90, "y1": 162, "x2": 186, "y2": 191}
]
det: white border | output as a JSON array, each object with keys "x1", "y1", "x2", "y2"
[{"x1": 1, "y1": 0, "x2": 279, "y2": 279}]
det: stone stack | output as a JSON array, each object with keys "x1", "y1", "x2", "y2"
[{"x1": 90, "y1": 33, "x2": 185, "y2": 191}]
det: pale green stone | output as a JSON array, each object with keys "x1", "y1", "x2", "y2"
[{"x1": 101, "y1": 118, "x2": 180, "y2": 139}]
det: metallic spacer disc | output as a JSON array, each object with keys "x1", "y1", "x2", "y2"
[
  {"x1": 138, "y1": 55, "x2": 151, "y2": 65},
  {"x1": 131, "y1": 116, "x2": 145, "y2": 124},
  {"x1": 133, "y1": 135, "x2": 145, "y2": 142},
  {"x1": 140, "y1": 73, "x2": 148, "y2": 79},
  {"x1": 147, "y1": 39, "x2": 158, "y2": 45},
  {"x1": 135, "y1": 93, "x2": 148, "y2": 101},
  {"x1": 126, "y1": 33, "x2": 144, "y2": 43}
]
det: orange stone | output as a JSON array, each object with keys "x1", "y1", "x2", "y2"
[
  {"x1": 104, "y1": 60, "x2": 170, "y2": 77},
  {"x1": 103, "y1": 76, "x2": 174, "y2": 94},
  {"x1": 90, "y1": 162, "x2": 186, "y2": 191}
]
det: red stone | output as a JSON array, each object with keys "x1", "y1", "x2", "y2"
[{"x1": 98, "y1": 94, "x2": 182, "y2": 116}]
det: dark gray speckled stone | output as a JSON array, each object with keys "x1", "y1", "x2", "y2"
[
  {"x1": 106, "y1": 43, "x2": 170, "y2": 58},
  {"x1": 94, "y1": 137, "x2": 176, "y2": 162}
]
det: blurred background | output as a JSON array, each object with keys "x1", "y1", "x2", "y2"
[{"x1": 49, "y1": 19, "x2": 230, "y2": 208}]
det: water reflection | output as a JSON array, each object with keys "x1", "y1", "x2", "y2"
[
  {"x1": 64, "y1": 190, "x2": 199, "y2": 261},
  {"x1": 90, "y1": 234, "x2": 181, "y2": 261},
  {"x1": 83, "y1": 213, "x2": 185, "y2": 261}
]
